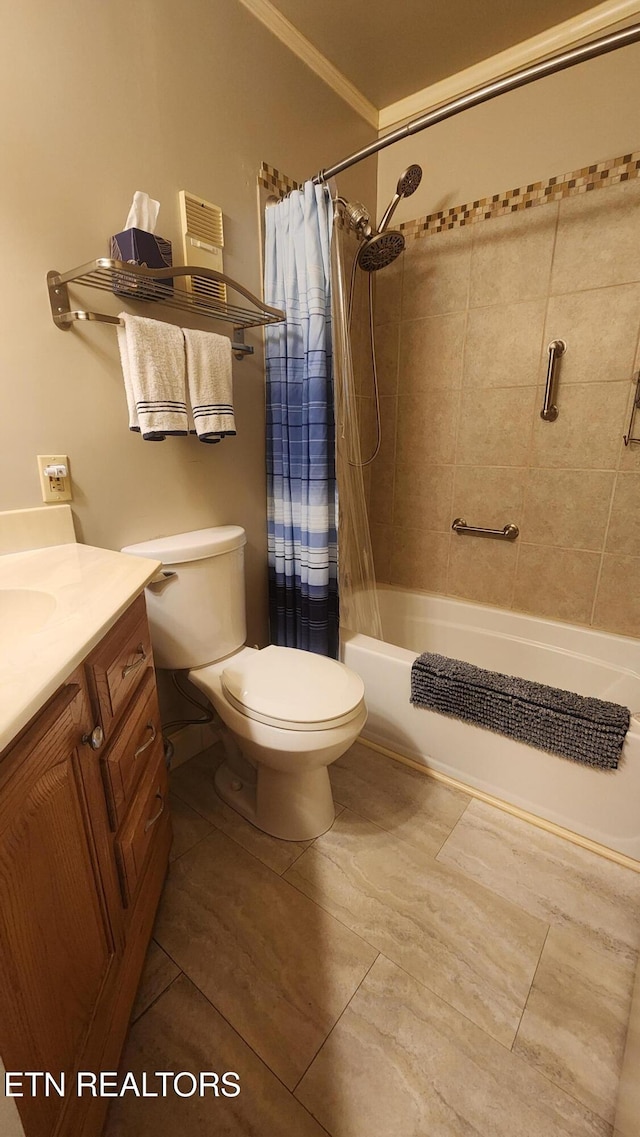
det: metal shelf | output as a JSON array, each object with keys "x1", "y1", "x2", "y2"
[{"x1": 47, "y1": 259, "x2": 284, "y2": 358}]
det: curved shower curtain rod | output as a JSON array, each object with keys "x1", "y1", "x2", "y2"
[{"x1": 312, "y1": 22, "x2": 640, "y2": 185}]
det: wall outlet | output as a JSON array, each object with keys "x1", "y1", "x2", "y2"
[{"x1": 37, "y1": 454, "x2": 72, "y2": 503}]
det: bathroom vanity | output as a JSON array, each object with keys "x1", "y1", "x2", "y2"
[{"x1": 0, "y1": 544, "x2": 170, "y2": 1137}]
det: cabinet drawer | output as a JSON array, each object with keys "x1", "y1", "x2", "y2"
[
  {"x1": 101, "y1": 671, "x2": 163, "y2": 830},
  {"x1": 116, "y1": 750, "x2": 169, "y2": 907},
  {"x1": 86, "y1": 594, "x2": 153, "y2": 737}
]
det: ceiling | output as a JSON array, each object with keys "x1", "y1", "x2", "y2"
[{"x1": 267, "y1": 0, "x2": 596, "y2": 108}]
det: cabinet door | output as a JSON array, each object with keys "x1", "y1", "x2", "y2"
[{"x1": 0, "y1": 680, "x2": 117, "y2": 1137}]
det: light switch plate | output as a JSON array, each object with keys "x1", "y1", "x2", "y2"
[{"x1": 37, "y1": 454, "x2": 72, "y2": 503}]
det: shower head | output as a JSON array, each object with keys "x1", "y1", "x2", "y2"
[
  {"x1": 355, "y1": 163, "x2": 422, "y2": 271},
  {"x1": 341, "y1": 163, "x2": 422, "y2": 272},
  {"x1": 357, "y1": 230, "x2": 405, "y2": 272},
  {"x1": 396, "y1": 164, "x2": 423, "y2": 197},
  {"x1": 377, "y1": 163, "x2": 423, "y2": 235}
]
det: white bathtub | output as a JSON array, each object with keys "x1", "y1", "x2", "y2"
[{"x1": 342, "y1": 586, "x2": 640, "y2": 862}]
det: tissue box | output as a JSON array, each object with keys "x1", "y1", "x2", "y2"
[{"x1": 110, "y1": 227, "x2": 173, "y2": 299}]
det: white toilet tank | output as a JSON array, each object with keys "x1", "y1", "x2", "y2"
[{"x1": 121, "y1": 526, "x2": 247, "y2": 669}]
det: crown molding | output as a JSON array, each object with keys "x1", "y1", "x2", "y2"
[
  {"x1": 238, "y1": 0, "x2": 640, "y2": 153},
  {"x1": 237, "y1": 0, "x2": 379, "y2": 128},
  {"x1": 378, "y1": 0, "x2": 640, "y2": 129}
]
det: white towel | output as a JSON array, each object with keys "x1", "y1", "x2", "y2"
[
  {"x1": 183, "y1": 328, "x2": 235, "y2": 445},
  {"x1": 116, "y1": 313, "x2": 188, "y2": 441}
]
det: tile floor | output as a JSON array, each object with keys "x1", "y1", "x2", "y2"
[{"x1": 105, "y1": 741, "x2": 640, "y2": 1137}]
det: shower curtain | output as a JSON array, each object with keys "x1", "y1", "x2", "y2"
[
  {"x1": 331, "y1": 216, "x2": 383, "y2": 643},
  {"x1": 264, "y1": 182, "x2": 339, "y2": 657}
]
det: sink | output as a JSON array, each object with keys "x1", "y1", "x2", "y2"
[{"x1": 0, "y1": 589, "x2": 57, "y2": 635}]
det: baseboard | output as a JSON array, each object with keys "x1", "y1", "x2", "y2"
[
  {"x1": 358, "y1": 736, "x2": 640, "y2": 874},
  {"x1": 165, "y1": 723, "x2": 220, "y2": 770}
]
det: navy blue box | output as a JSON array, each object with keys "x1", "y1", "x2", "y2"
[{"x1": 110, "y1": 227, "x2": 173, "y2": 299}]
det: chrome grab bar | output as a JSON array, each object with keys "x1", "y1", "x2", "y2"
[
  {"x1": 452, "y1": 518, "x2": 519, "y2": 541},
  {"x1": 623, "y1": 372, "x2": 640, "y2": 445},
  {"x1": 540, "y1": 339, "x2": 566, "y2": 421}
]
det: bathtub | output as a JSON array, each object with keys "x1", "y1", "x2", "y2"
[{"x1": 342, "y1": 586, "x2": 640, "y2": 862}]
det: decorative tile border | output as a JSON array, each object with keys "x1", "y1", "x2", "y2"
[
  {"x1": 260, "y1": 150, "x2": 640, "y2": 233},
  {"x1": 400, "y1": 150, "x2": 640, "y2": 241},
  {"x1": 258, "y1": 162, "x2": 300, "y2": 199}
]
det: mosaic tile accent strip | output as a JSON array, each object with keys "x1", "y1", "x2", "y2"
[
  {"x1": 258, "y1": 162, "x2": 301, "y2": 199},
  {"x1": 400, "y1": 151, "x2": 640, "y2": 241}
]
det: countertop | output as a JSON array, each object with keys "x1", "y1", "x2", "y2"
[{"x1": 0, "y1": 543, "x2": 160, "y2": 753}]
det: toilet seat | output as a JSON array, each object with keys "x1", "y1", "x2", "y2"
[{"x1": 221, "y1": 645, "x2": 365, "y2": 731}]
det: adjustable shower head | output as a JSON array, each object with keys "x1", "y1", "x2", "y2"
[
  {"x1": 357, "y1": 231, "x2": 405, "y2": 272},
  {"x1": 377, "y1": 164, "x2": 423, "y2": 235},
  {"x1": 356, "y1": 163, "x2": 423, "y2": 272},
  {"x1": 339, "y1": 163, "x2": 423, "y2": 272},
  {"x1": 396, "y1": 164, "x2": 423, "y2": 198}
]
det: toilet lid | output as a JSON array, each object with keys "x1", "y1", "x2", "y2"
[{"x1": 221, "y1": 645, "x2": 365, "y2": 730}]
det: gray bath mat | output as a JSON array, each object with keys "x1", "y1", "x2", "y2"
[{"x1": 410, "y1": 652, "x2": 630, "y2": 770}]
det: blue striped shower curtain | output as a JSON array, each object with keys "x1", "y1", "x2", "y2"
[{"x1": 264, "y1": 181, "x2": 338, "y2": 658}]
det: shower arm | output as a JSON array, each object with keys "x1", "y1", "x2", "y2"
[{"x1": 312, "y1": 22, "x2": 640, "y2": 184}]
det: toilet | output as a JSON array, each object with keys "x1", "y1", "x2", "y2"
[{"x1": 122, "y1": 526, "x2": 366, "y2": 841}]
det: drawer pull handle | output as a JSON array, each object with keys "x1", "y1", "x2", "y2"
[
  {"x1": 122, "y1": 643, "x2": 147, "y2": 679},
  {"x1": 134, "y1": 721, "x2": 157, "y2": 760},
  {"x1": 144, "y1": 791, "x2": 165, "y2": 832}
]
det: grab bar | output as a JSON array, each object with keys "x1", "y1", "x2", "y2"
[
  {"x1": 452, "y1": 518, "x2": 519, "y2": 541},
  {"x1": 623, "y1": 372, "x2": 640, "y2": 445},
  {"x1": 540, "y1": 338, "x2": 566, "y2": 421}
]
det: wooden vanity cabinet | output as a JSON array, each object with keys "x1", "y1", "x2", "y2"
[{"x1": 0, "y1": 593, "x2": 171, "y2": 1137}]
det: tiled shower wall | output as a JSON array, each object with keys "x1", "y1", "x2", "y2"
[{"x1": 360, "y1": 173, "x2": 640, "y2": 637}]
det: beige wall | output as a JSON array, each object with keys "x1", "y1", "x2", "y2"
[
  {"x1": 365, "y1": 175, "x2": 640, "y2": 636},
  {"x1": 0, "y1": 0, "x2": 375, "y2": 644},
  {"x1": 377, "y1": 44, "x2": 640, "y2": 225}
]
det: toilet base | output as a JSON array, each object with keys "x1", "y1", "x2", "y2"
[{"x1": 214, "y1": 758, "x2": 336, "y2": 842}]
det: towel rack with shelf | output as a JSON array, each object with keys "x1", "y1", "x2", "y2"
[{"x1": 47, "y1": 259, "x2": 285, "y2": 359}]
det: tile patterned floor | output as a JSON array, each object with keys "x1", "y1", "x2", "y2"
[{"x1": 105, "y1": 740, "x2": 640, "y2": 1136}]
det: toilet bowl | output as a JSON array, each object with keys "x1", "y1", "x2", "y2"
[
  {"x1": 121, "y1": 527, "x2": 366, "y2": 841},
  {"x1": 190, "y1": 645, "x2": 366, "y2": 840}
]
